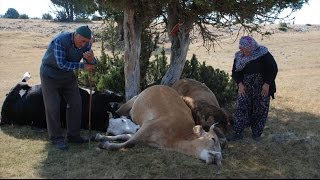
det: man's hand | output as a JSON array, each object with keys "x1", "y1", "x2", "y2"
[
  {"x1": 84, "y1": 64, "x2": 95, "y2": 72},
  {"x1": 83, "y1": 50, "x2": 95, "y2": 63}
]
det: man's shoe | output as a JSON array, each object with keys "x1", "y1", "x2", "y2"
[
  {"x1": 227, "y1": 132, "x2": 243, "y2": 141},
  {"x1": 252, "y1": 135, "x2": 262, "y2": 142},
  {"x1": 51, "y1": 137, "x2": 69, "y2": 150},
  {"x1": 67, "y1": 135, "x2": 89, "y2": 143}
]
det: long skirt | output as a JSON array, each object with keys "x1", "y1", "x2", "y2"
[{"x1": 233, "y1": 73, "x2": 270, "y2": 137}]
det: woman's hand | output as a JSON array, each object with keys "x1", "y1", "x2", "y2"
[
  {"x1": 261, "y1": 83, "x2": 270, "y2": 97},
  {"x1": 238, "y1": 82, "x2": 246, "y2": 97}
]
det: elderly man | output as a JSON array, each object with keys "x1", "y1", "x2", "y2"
[{"x1": 40, "y1": 25, "x2": 96, "y2": 150}]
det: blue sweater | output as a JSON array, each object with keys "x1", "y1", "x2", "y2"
[{"x1": 40, "y1": 32, "x2": 92, "y2": 80}]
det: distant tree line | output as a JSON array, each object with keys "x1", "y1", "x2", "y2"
[{"x1": 2, "y1": 8, "x2": 29, "y2": 19}]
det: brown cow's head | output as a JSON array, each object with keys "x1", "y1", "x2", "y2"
[
  {"x1": 193, "y1": 124, "x2": 222, "y2": 167},
  {"x1": 193, "y1": 102, "x2": 232, "y2": 132}
]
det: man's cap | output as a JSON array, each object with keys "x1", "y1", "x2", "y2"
[{"x1": 76, "y1": 25, "x2": 92, "y2": 39}]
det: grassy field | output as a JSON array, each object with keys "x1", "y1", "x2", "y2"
[{"x1": 0, "y1": 19, "x2": 320, "y2": 178}]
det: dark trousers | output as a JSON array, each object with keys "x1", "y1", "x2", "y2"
[{"x1": 40, "y1": 74, "x2": 82, "y2": 139}]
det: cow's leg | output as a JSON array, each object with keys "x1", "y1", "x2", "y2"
[
  {"x1": 95, "y1": 133, "x2": 133, "y2": 142},
  {"x1": 98, "y1": 123, "x2": 151, "y2": 150}
]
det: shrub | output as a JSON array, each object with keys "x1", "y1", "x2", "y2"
[
  {"x1": 181, "y1": 54, "x2": 237, "y2": 107},
  {"x1": 19, "y1": 14, "x2": 29, "y2": 19},
  {"x1": 4, "y1": 8, "x2": 19, "y2": 19},
  {"x1": 55, "y1": 11, "x2": 68, "y2": 22},
  {"x1": 278, "y1": 27, "x2": 288, "y2": 32},
  {"x1": 42, "y1": 13, "x2": 53, "y2": 20},
  {"x1": 146, "y1": 47, "x2": 168, "y2": 86},
  {"x1": 278, "y1": 22, "x2": 288, "y2": 32},
  {"x1": 77, "y1": 38, "x2": 125, "y2": 94},
  {"x1": 279, "y1": 22, "x2": 288, "y2": 28}
]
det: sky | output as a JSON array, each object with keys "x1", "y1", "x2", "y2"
[{"x1": 0, "y1": 0, "x2": 319, "y2": 24}]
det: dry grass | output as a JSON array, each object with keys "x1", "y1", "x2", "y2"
[{"x1": 0, "y1": 19, "x2": 320, "y2": 178}]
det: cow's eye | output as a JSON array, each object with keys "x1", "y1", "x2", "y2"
[{"x1": 211, "y1": 137, "x2": 216, "y2": 142}]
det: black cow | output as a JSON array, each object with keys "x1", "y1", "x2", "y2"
[{"x1": 0, "y1": 75, "x2": 124, "y2": 131}]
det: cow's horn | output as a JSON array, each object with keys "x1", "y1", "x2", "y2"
[{"x1": 209, "y1": 122, "x2": 219, "y2": 131}]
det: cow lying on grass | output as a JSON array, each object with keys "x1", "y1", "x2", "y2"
[
  {"x1": 107, "y1": 114, "x2": 140, "y2": 136},
  {"x1": 171, "y1": 78, "x2": 233, "y2": 147},
  {"x1": 95, "y1": 85, "x2": 223, "y2": 167},
  {"x1": 0, "y1": 72, "x2": 124, "y2": 131}
]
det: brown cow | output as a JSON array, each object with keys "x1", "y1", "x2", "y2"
[
  {"x1": 96, "y1": 85, "x2": 222, "y2": 167},
  {"x1": 115, "y1": 95, "x2": 137, "y2": 117},
  {"x1": 171, "y1": 78, "x2": 233, "y2": 147}
]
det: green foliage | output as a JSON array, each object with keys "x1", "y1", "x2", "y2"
[
  {"x1": 278, "y1": 27, "x2": 288, "y2": 32},
  {"x1": 140, "y1": 28, "x2": 160, "y2": 90},
  {"x1": 4, "y1": 8, "x2": 19, "y2": 19},
  {"x1": 19, "y1": 14, "x2": 29, "y2": 19},
  {"x1": 98, "y1": 21, "x2": 124, "y2": 53},
  {"x1": 278, "y1": 23, "x2": 288, "y2": 31},
  {"x1": 95, "y1": 53, "x2": 125, "y2": 93},
  {"x1": 55, "y1": 11, "x2": 68, "y2": 22},
  {"x1": 279, "y1": 23, "x2": 288, "y2": 28},
  {"x1": 42, "y1": 13, "x2": 53, "y2": 20},
  {"x1": 77, "y1": 39, "x2": 125, "y2": 94},
  {"x1": 181, "y1": 54, "x2": 237, "y2": 107},
  {"x1": 146, "y1": 47, "x2": 168, "y2": 86},
  {"x1": 50, "y1": 0, "x2": 97, "y2": 22}
]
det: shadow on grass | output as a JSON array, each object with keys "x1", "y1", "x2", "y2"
[{"x1": 0, "y1": 106, "x2": 319, "y2": 178}]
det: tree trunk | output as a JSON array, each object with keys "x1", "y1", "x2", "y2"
[
  {"x1": 123, "y1": 7, "x2": 142, "y2": 101},
  {"x1": 161, "y1": 3, "x2": 191, "y2": 86},
  {"x1": 161, "y1": 36, "x2": 190, "y2": 86}
]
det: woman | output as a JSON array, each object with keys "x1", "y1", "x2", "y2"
[{"x1": 229, "y1": 36, "x2": 278, "y2": 141}]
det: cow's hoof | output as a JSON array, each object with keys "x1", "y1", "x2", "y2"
[
  {"x1": 89, "y1": 134, "x2": 97, "y2": 141},
  {"x1": 95, "y1": 133, "x2": 103, "y2": 141},
  {"x1": 98, "y1": 142, "x2": 105, "y2": 149},
  {"x1": 95, "y1": 147, "x2": 102, "y2": 152},
  {"x1": 98, "y1": 141, "x2": 111, "y2": 149}
]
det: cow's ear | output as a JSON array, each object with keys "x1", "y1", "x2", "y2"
[
  {"x1": 193, "y1": 125, "x2": 204, "y2": 137},
  {"x1": 108, "y1": 112, "x2": 113, "y2": 119}
]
